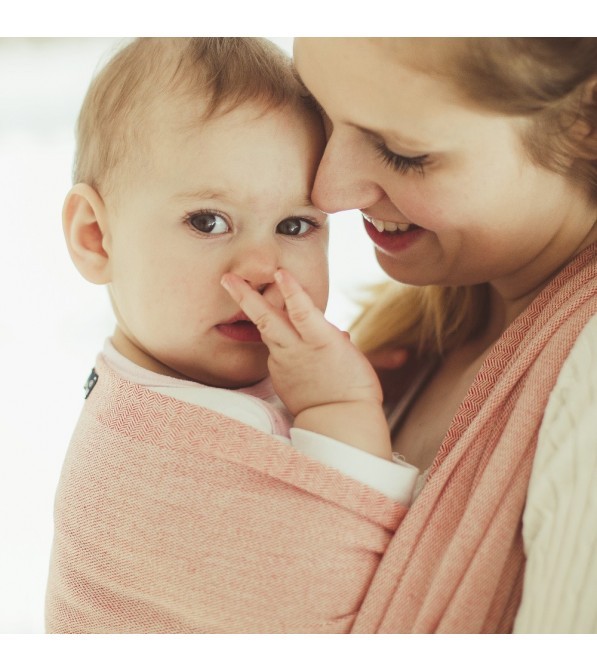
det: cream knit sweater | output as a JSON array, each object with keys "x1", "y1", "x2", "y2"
[{"x1": 514, "y1": 312, "x2": 597, "y2": 633}]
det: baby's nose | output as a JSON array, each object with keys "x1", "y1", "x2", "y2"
[{"x1": 232, "y1": 243, "x2": 279, "y2": 290}]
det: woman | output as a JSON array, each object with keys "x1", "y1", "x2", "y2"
[{"x1": 282, "y1": 37, "x2": 597, "y2": 633}]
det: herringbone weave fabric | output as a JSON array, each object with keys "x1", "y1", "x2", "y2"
[
  {"x1": 45, "y1": 360, "x2": 407, "y2": 633},
  {"x1": 351, "y1": 243, "x2": 597, "y2": 633}
]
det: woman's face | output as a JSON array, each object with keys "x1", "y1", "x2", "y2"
[{"x1": 294, "y1": 38, "x2": 597, "y2": 300}]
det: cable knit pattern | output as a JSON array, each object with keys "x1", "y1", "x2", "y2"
[{"x1": 514, "y1": 313, "x2": 597, "y2": 633}]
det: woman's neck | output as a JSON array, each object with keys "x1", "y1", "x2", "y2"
[{"x1": 490, "y1": 231, "x2": 597, "y2": 338}]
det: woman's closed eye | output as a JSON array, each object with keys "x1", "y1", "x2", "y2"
[
  {"x1": 186, "y1": 211, "x2": 230, "y2": 235},
  {"x1": 373, "y1": 141, "x2": 429, "y2": 176},
  {"x1": 276, "y1": 217, "x2": 319, "y2": 237}
]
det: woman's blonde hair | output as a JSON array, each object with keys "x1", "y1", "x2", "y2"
[
  {"x1": 351, "y1": 282, "x2": 490, "y2": 356},
  {"x1": 74, "y1": 38, "x2": 310, "y2": 197},
  {"x1": 353, "y1": 38, "x2": 597, "y2": 358}
]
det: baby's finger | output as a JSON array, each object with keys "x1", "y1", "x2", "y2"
[
  {"x1": 221, "y1": 273, "x2": 297, "y2": 347},
  {"x1": 274, "y1": 269, "x2": 335, "y2": 346}
]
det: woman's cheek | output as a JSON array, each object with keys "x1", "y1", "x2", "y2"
[
  {"x1": 406, "y1": 173, "x2": 484, "y2": 233},
  {"x1": 400, "y1": 189, "x2": 454, "y2": 231}
]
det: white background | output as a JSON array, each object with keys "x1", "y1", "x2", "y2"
[{"x1": 0, "y1": 37, "x2": 386, "y2": 633}]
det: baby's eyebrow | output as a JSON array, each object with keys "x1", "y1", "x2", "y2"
[
  {"x1": 173, "y1": 188, "x2": 317, "y2": 210},
  {"x1": 173, "y1": 187, "x2": 232, "y2": 201}
]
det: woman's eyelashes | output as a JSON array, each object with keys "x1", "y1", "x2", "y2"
[{"x1": 373, "y1": 141, "x2": 429, "y2": 175}]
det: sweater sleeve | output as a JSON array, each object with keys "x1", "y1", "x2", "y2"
[{"x1": 514, "y1": 313, "x2": 597, "y2": 633}]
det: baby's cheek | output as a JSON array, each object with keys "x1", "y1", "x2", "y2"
[
  {"x1": 311, "y1": 279, "x2": 330, "y2": 313},
  {"x1": 305, "y1": 260, "x2": 330, "y2": 312}
]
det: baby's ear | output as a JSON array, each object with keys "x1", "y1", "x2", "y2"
[{"x1": 63, "y1": 183, "x2": 112, "y2": 284}]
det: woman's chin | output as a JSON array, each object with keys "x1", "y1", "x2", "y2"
[{"x1": 374, "y1": 248, "x2": 435, "y2": 286}]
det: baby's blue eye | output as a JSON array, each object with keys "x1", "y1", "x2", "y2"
[
  {"x1": 276, "y1": 218, "x2": 313, "y2": 236},
  {"x1": 188, "y1": 212, "x2": 229, "y2": 234}
]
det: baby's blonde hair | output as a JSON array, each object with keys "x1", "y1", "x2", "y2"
[
  {"x1": 74, "y1": 37, "x2": 311, "y2": 197},
  {"x1": 354, "y1": 38, "x2": 597, "y2": 358}
]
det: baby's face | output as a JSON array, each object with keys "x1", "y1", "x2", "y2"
[{"x1": 104, "y1": 101, "x2": 329, "y2": 388}]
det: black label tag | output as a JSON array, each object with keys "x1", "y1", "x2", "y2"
[{"x1": 84, "y1": 368, "x2": 99, "y2": 399}]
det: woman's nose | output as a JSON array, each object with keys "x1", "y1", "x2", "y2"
[{"x1": 311, "y1": 132, "x2": 385, "y2": 214}]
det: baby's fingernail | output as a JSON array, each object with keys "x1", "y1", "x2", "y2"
[{"x1": 274, "y1": 270, "x2": 284, "y2": 284}]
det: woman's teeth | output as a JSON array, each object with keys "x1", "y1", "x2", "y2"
[
  {"x1": 382, "y1": 221, "x2": 412, "y2": 232},
  {"x1": 363, "y1": 214, "x2": 412, "y2": 233}
]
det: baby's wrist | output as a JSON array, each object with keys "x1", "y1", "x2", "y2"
[{"x1": 293, "y1": 401, "x2": 392, "y2": 461}]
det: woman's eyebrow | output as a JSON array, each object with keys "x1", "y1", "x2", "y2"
[
  {"x1": 348, "y1": 123, "x2": 430, "y2": 153},
  {"x1": 290, "y1": 63, "x2": 425, "y2": 149}
]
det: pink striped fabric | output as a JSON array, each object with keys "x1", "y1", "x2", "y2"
[
  {"x1": 351, "y1": 242, "x2": 597, "y2": 632},
  {"x1": 45, "y1": 357, "x2": 407, "y2": 633}
]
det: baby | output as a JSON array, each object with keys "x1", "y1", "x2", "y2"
[{"x1": 46, "y1": 38, "x2": 417, "y2": 634}]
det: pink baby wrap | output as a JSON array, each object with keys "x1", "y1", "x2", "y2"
[
  {"x1": 45, "y1": 357, "x2": 407, "y2": 633},
  {"x1": 351, "y1": 243, "x2": 597, "y2": 633},
  {"x1": 46, "y1": 244, "x2": 597, "y2": 633}
]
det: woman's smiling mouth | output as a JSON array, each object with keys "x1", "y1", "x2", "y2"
[
  {"x1": 362, "y1": 213, "x2": 425, "y2": 253},
  {"x1": 362, "y1": 212, "x2": 415, "y2": 233}
]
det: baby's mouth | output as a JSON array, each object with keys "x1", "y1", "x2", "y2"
[
  {"x1": 217, "y1": 315, "x2": 263, "y2": 343},
  {"x1": 362, "y1": 213, "x2": 416, "y2": 233}
]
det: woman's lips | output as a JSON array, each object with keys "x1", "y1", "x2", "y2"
[{"x1": 363, "y1": 217, "x2": 425, "y2": 253}]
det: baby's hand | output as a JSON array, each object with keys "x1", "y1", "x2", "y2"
[
  {"x1": 221, "y1": 269, "x2": 381, "y2": 413},
  {"x1": 221, "y1": 269, "x2": 392, "y2": 460}
]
